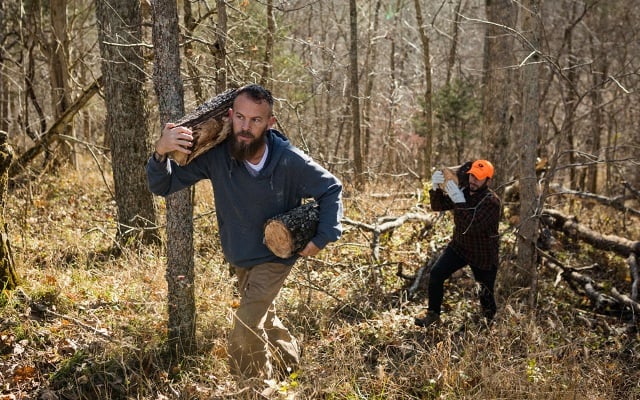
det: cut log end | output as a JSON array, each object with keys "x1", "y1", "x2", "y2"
[
  {"x1": 439, "y1": 167, "x2": 459, "y2": 193},
  {"x1": 264, "y1": 220, "x2": 295, "y2": 258},
  {"x1": 263, "y1": 202, "x2": 320, "y2": 258}
]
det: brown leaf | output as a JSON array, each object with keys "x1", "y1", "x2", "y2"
[{"x1": 12, "y1": 365, "x2": 37, "y2": 383}]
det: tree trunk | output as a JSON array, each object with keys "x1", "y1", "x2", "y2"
[
  {"x1": 517, "y1": 0, "x2": 542, "y2": 305},
  {"x1": 152, "y1": 0, "x2": 196, "y2": 358},
  {"x1": 0, "y1": 1, "x2": 7, "y2": 136},
  {"x1": 260, "y1": 0, "x2": 275, "y2": 88},
  {"x1": 214, "y1": 0, "x2": 228, "y2": 93},
  {"x1": 413, "y1": 0, "x2": 433, "y2": 177},
  {"x1": 362, "y1": 0, "x2": 381, "y2": 166},
  {"x1": 349, "y1": 0, "x2": 363, "y2": 189},
  {"x1": 563, "y1": 2, "x2": 580, "y2": 190},
  {"x1": 183, "y1": 0, "x2": 204, "y2": 103},
  {"x1": 47, "y1": 0, "x2": 75, "y2": 166},
  {"x1": 96, "y1": 0, "x2": 159, "y2": 246},
  {"x1": 0, "y1": 131, "x2": 18, "y2": 291},
  {"x1": 0, "y1": 6, "x2": 17, "y2": 288},
  {"x1": 482, "y1": 0, "x2": 516, "y2": 191},
  {"x1": 445, "y1": 0, "x2": 463, "y2": 85},
  {"x1": 587, "y1": 18, "x2": 607, "y2": 194}
]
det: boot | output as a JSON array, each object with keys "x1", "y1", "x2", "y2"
[{"x1": 414, "y1": 311, "x2": 440, "y2": 328}]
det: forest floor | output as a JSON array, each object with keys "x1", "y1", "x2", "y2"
[{"x1": 1, "y1": 158, "x2": 639, "y2": 399}]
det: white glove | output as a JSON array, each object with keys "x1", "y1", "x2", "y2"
[
  {"x1": 445, "y1": 180, "x2": 465, "y2": 203},
  {"x1": 431, "y1": 170, "x2": 445, "y2": 188}
]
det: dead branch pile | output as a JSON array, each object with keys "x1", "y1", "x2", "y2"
[{"x1": 539, "y1": 208, "x2": 639, "y2": 318}]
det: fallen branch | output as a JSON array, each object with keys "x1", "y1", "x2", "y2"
[
  {"x1": 342, "y1": 212, "x2": 436, "y2": 260},
  {"x1": 369, "y1": 191, "x2": 419, "y2": 199},
  {"x1": 397, "y1": 250, "x2": 443, "y2": 298},
  {"x1": 10, "y1": 77, "x2": 103, "y2": 177},
  {"x1": 549, "y1": 183, "x2": 640, "y2": 217},
  {"x1": 538, "y1": 249, "x2": 640, "y2": 316},
  {"x1": 622, "y1": 180, "x2": 640, "y2": 200},
  {"x1": 610, "y1": 287, "x2": 640, "y2": 315},
  {"x1": 541, "y1": 208, "x2": 640, "y2": 257}
]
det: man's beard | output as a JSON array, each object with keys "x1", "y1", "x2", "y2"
[
  {"x1": 230, "y1": 129, "x2": 267, "y2": 161},
  {"x1": 470, "y1": 181, "x2": 488, "y2": 193}
]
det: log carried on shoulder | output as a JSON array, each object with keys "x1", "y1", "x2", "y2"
[
  {"x1": 439, "y1": 167, "x2": 459, "y2": 194},
  {"x1": 169, "y1": 87, "x2": 237, "y2": 166},
  {"x1": 264, "y1": 202, "x2": 320, "y2": 258},
  {"x1": 436, "y1": 161, "x2": 473, "y2": 192}
]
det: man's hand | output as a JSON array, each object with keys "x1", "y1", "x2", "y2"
[
  {"x1": 298, "y1": 241, "x2": 320, "y2": 257},
  {"x1": 445, "y1": 180, "x2": 465, "y2": 203},
  {"x1": 431, "y1": 170, "x2": 445, "y2": 189},
  {"x1": 155, "y1": 123, "x2": 194, "y2": 157}
]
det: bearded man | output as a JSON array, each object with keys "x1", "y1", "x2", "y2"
[
  {"x1": 414, "y1": 160, "x2": 501, "y2": 329},
  {"x1": 146, "y1": 84, "x2": 343, "y2": 384}
]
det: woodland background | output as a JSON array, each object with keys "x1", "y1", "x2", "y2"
[{"x1": 1, "y1": 0, "x2": 639, "y2": 399}]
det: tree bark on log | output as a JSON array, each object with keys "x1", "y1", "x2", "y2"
[
  {"x1": 539, "y1": 209, "x2": 640, "y2": 318},
  {"x1": 542, "y1": 208, "x2": 640, "y2": 257},
  {"x1": 170, "y1": 88, "x2": 237, "y2": 166},
  {"x1": 264, "y1": 202, "x2": 320, "y2": 258}
]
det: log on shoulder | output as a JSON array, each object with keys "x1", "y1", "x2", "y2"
[
  {"x1": 170, "y1": 88, "x2": 237, "y2": 166},
  {"x1": 439, "y1": 167, "x2": 459, "y2": 193},
  {"x1": 264, "y1": 202, "x2": 320, "y2": 258}
]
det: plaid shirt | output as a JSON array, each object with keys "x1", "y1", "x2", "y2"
[{"x1": 429, "y1": 186, "x2": 501, "y2": 269}]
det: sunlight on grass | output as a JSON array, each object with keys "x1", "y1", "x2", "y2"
[{"x1": 2, "y1": 157, "x2": 638, "y2": 399}]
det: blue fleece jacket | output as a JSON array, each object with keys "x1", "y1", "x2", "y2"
[{"x1": 146, "y1": 129, "x2": 343, "y2": 268}]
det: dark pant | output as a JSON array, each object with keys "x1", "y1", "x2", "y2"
[{"x1": 428, "y1": 246, "x2": 497, "y2": 319}]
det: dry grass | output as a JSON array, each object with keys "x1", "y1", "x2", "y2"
[{"x1": 2, "y1": 157, "x2": 639, "y2": 399}]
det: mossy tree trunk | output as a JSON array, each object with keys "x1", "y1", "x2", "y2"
[
  {"x1": 0, "y1": 2, "x2": 16, "y2": 290},
  {"x1": 0, "y1": 132, "x2": 18, "y2": 291}
]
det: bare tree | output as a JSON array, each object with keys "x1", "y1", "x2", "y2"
[
  {"x1": 585, "y1": 10, "x2": 608, "y2": 194},
  {"x1": 482, "y1": 0, "x2": 516, "y2": 190},
  {"x1": 96, "y1": 0, "x2": 159, "y2": 246},
  {"x1": 0, "y1": 3, "x2": 7, "y2": 137},
  {"x1": 0, "y1": 132, "x2": 17, "y2": 291},
  {"x1": 214, "y1": 0, "x2": 228, "y2": 93},
  {"x1": 413, "y1": 0, "x2": 433, "y2": 177},
  {"x1": 349, "y1": 0, "x2": 363, "y2": 189},
  {"x1": 182, "y1": 0, "x2": 205, "y2": 103},
  {"x1": 46, "y1": 0, "x2": 74, "y2": 165},
  {"x1": 516, "y1": 0, "x2": 542, "y2": 300},
  {"x1": 261, "y1": 0, "x2": 275, "y2": 87},
  {"x1": 0, "y1": 5, "x2": 18, "y2": 288},
  {"x1": 362, "y1": 0, "x2": 381, "y2": 164},
  {"x1": 445, "y1": 0, "x2": 463, "y2": 85},
  {"x1": 151, "y1": 0, "x2": 196, "y2": 357}
]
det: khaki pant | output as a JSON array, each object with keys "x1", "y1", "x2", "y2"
[{"x1": 228, "y1": 262, "x2": 300, "y2": 380}]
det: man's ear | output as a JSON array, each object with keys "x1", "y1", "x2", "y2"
[
  {"x1": 228, "y1": 108, "x2": 233, "y2": 118},
  {"x1": 268, "y1": 115, "x2": 277, "y2": 128}
]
